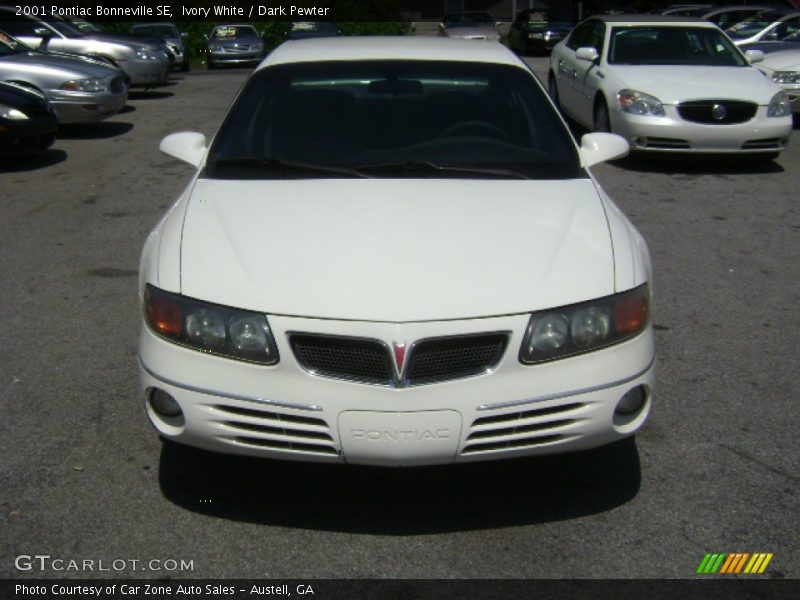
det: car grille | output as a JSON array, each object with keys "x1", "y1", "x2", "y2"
[
  {"x1": 210, "y1": 403, "x2": 338, "y2": 456},
  {"x1": 676, "y1": 100, "x2": 757, "y2": 125},
  {"x1": 290, "y1": 332, "x2": 509, "y2": 386},
  {"x1": 462, "y1": 402, "x2": 586, "y2": 455},
  {"x1": 222, "y1": 45, "x2": 252, "y2": 53}
]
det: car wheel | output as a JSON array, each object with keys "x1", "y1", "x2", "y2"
[
  {"x1": 548, "y1": 74, "x2": 560, "y2": 110},
  {"x1": 594, "y1": 100, "x2": 611, "y2": 133}
]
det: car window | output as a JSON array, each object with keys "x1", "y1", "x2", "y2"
[
  {"x1": 726, "y1": 12, "x2": 781, "y2": 39},
  {"x1": 775, "y1": 17, "x2": 800, "y2": 39},
  {"x1": 609, "y1": 26, "x2": 748, "y2": 66},
  {"x1": 585, "y1": 21, "x2": 606, "y2": 54},
  {"x1": 0, "y1": 14, "x2": 40, "y2": 37},
  {"x1": 206, "y1": 60, "x2": 583, "y2": 181},
  {"x1": 566, "y1": 21, "x2": 595, "y2": 50}
]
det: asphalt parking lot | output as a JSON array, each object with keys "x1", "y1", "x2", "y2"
[{"x1": 1, "y1": 56, "x2": 798, "y2": 580}]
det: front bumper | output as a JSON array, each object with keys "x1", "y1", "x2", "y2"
[
  {"x1": 610, "y1": 104, "x2": 793, "y2": 153},
  {"x1": 121, "y1": 58, "x2": 170, "y2": 86},
  {"x1": 208, "y1": 50, "x2": 263, "y2": 66},
  {"x1": 49, "y1": 88, "x2": 128, "y2": 124},
  {"x1": 139, "y1": 313, "x2": 655, "y2": 467}
]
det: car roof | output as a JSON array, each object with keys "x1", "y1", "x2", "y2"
[
  {"x1": 261, "y1": 36, "x2": 524, "y2": 69},
  {"x1": 588, "y1": 14, "x2": 710, "y2": 25}
]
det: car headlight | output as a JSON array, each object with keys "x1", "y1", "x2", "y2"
[
  {"x1": 617, "y1": 89, "x2": 665, "y2": 117},
  {"x1": 135, "y1": 47, "x2": 158, "y2": 60},
  {"x1": 144, "y1": 284, "x2": 279, "y2": 364},
  {"x1": 519, "y1": 284, "x2": 649, "y2": 364},
  {"x1": 767, "y1": 91, "x2": 792, "y2": 118},
  {"x1": 0, "y1": 102, "x2": 28, "y2": 120},
  {"x1": 208, "y1": 43, "x2": 222, "y2": 52},
  {"x1": 59, "y1": 78, "x2": 106, "y2": 92},
  {"x1": 771, "y1": 71, "x2": 800, "y2": 85},
  {"x1": 253, "y1": 41, "x2": 264, "y2": 50}
]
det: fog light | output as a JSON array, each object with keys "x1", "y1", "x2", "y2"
[
  {"x1": 150, "y1": 388, "x2": 182, "y2": 417},
  {"x1": 616, "y1": 386, "x2": 646, "y2": 416}
]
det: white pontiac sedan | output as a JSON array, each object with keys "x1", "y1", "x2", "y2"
[
  {"x1": 139, "y1": 37, "x2": 654, "y2": 467},
  {"x1": 548, "y1": 15, "x2": 794, "y2": 157}
]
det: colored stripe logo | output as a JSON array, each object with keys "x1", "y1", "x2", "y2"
[{"x1": 696, "y1": 553, "x2": 773, "y2": 574}]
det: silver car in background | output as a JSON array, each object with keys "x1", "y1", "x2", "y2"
[
  {"x1": 206, "y1": 24, "x2": 264, "y2": 69},
  {"x1": 0, "y1": 31, "x2": 127, "y2": 123},
  {"x1": 757, "y1": 48, "x2": 800, "y2": 113},
  {"x1": 130, "y1": 23, "x2": 189, "y2": 72},
  {"x1": 0, "y1": 7, "x2": 169, "y2": 86},
  {"x1": 439, "y1": 11, "x2": 501, "y2": 41}
]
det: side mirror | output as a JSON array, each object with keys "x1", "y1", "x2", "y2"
[
  {"x1": 33, "y1": 26, "x2": 52, "y2": 38},
  {"x1": 580, "y1": 132, "x2": 629, "y2": 167},
  {"x1": 575, "y1": 46, "x2": 599, "y2": 62},
  {"x1": 744, "y1": 49, "x2": 764, "y2": 64},
  {"x1": 495, "y1": 22, "x2": 502, "y2": 28},
  {"x1": 160, "y1": 132, "x2": 207, "y2": 167}
]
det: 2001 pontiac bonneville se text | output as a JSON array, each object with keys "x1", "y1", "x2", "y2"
[{"x1": 138, "y1": 37, "x2": 655, "y2": 467}]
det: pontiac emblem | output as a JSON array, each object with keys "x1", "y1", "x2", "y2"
[
  {"x1": 392, "y1": 342, "x2": 407, "y2": 377},
  {"x1": 711, "y1": 103, "x2": 727, "y2": 121}
]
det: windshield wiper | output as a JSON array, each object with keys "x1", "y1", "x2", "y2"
[
  {"x1": 206, "y1": 157, "x2": 368, "y2": 179},
  {"x1": 355, "y1": 161, "x2": 529, "y2": 179}
]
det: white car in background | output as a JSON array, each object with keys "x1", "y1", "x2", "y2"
[
  {"x1": 140, "y1": 37, "x2": 654, "y2": 467},
  {"x1": 756, "y1": 48, "x2": 800, "y2": 113},
  {"x1": 548, "y1": 15, "x2": 794, "y2": 158}
]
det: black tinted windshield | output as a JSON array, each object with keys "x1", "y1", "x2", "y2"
[
  {"x1": 207, "y1": 60, "x2": 582, "y2": 180},
  {"x1": 609, "y1": 26, "x2": 748, "y2": 66}
]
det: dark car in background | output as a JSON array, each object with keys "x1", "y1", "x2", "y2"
[
  {"x1": 508, "y1": 9, "x2": 572, "y2": 55},
  {"x1": 129, "y1": 22, "x2": 189, "y2": 71},
  {"x1": 0, "y1": 80, "x2": 57, "y2": 156},
  {"x1": 206, "y1": 24, "x2": 264, "y2": 69}
]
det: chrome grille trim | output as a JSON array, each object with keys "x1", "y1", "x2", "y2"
[
  {"x1": 226, "y1": 436, "x2": 339, "y2": 455},
  {"x1": 139, "y1": 357, "x2": 323, "y2": 412},
  {"x1": 288, "y1": 331, "x2": 510, "y2": 387}
]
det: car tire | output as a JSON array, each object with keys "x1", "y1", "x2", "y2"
[
  {"x1": 548, "y1": 74, "x2": 560, "y2": 110},
  {"x1": 594, "y1": 99, "x2": 611, "y2": 133}
]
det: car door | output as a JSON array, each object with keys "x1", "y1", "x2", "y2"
[
  {"x1": 572, "y1": 21, "x2": 607, "y2": 127},
  {"x1": 553, "y1": 20, "x2": 595, "y2": 120}
]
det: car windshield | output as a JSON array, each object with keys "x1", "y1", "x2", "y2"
[
  {"x1": 726, "y1": 12, "x2": 781, "y2": 39},
  {"x1": 444, "y1": 13, "x2": 493, "y2": 27},
  {"x1": 211, "y1": 25, "x2": 257, "y2": 40},
  {"x1": 131, "y1": 25, "x2": 178, "y2": 38},
  {"x1": 609, "y1": 26, "x2": 748, "y2": 66},
  {"x1": 46, "y1": 19, "x2": 83, "y2": 38},
  {"x1": 206, "y1": 60, "x2": 582, "y2": 180}
]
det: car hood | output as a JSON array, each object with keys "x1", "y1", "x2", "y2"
[
  {"x1": 81, "y1": 32, "x2": 164, "y2": 50},
  {"x1": 758, "y1": 49, "x2": 800, "y2": 71},
  {"x1": 609, "y1": 65, "x2": 778, "y2": 104},
  {"x1": 178, "y1": 178, "x2": 616, "y2": 322},
  {"x1": 444, "y1": 26, "x2": 499, "y2": 38},
  {"x1": 0, "y1": 51, "x2": 117, "y2": 78}
]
